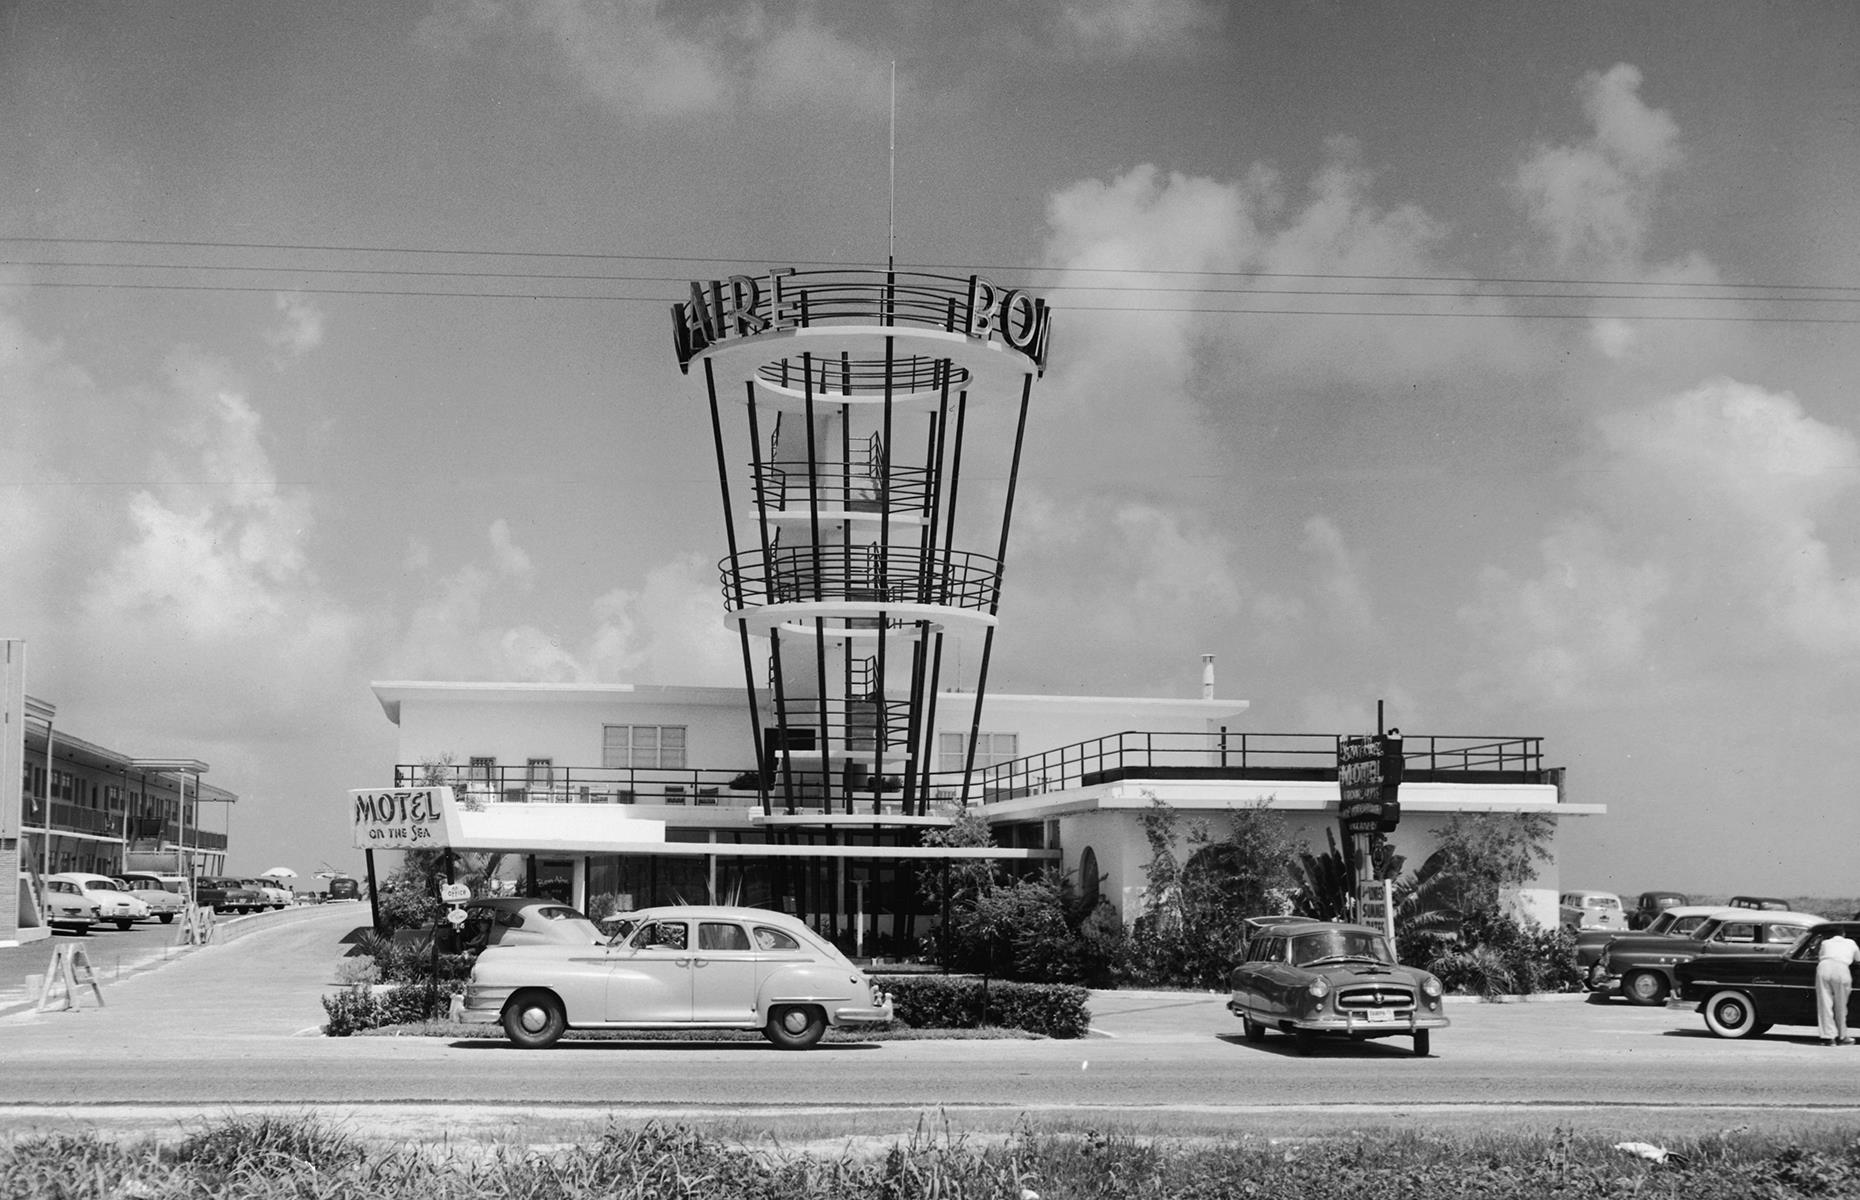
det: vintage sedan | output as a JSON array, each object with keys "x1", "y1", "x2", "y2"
[
  {"x1": 47, "y1": 873, "x2": 150, "y2": 931},
  {"x1": 1227, "y1": 918, "x2": 1448, "y2": 1056},
  {"x1": 1676, "y1": 921, "x2": 1860, "y2": 1039},
  {"x1": 457, "y1": 897, "x2": 605, "y2": 953},
  {"x1": 1589, "y1": 908, "x2": 1823, "y2": 1006},
  {"x1": 195, "y1": 877, "x2": 266, "y2": 914},
  {"x1": 1726, "y1": 895, "x2": 1795, "y2": 912},
  {"x1": 1558, "y1": 890, "x2": 1627, "y2": 932},
  {"x1": 40, "y1": 878, "x2": 99, "y2": 934},
  {"x1": 1575, "y1": 904, "x2": 1722, "y2": 975},
  {"x1": 114, "y1": 876, "x2": 185, "y2": 924},
  {"x1": 462, "y1": 905, "x2": 894, "y2": 1050},
  {"x1": 1630, "y1": 890, "x2": 1690, "y2": 930}
]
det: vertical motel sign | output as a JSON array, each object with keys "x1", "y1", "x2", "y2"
[{"x1": 1337, "y1": 732, "x2": 1403, "y2": 837}]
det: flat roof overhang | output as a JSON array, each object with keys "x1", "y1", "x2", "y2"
[{"x1": 438, "y1": 837, "x2": 1057, "y2": 860}]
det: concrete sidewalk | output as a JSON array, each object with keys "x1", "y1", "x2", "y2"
[{"x1": 0, "y1": 904, "x2": 364, "y2": 1035}]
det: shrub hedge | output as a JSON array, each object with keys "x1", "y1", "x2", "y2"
[
  {"x1": 875, "y1": 974, "x2": 1091, "y2": 1039},
  {"x1": 323, "y1": 975, "x2": 1091, "y2": 1039},
  {"x1": 321, "y1": 981, "x2": 462, "y2": 1036}
]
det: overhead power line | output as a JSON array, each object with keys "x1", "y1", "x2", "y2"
[{"x1": 3, "y1": 234, "x2": 1858, "y2": 324}]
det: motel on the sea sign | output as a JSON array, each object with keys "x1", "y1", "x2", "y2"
[{"x1": 349, "y1": 786, "x2": 458, "y2": 849}]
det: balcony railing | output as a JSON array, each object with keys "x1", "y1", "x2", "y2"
[
  {"x1": 397, "y1": 764, "x2": 763, "y2": 808},
  {"x1": 19, "y1": 803, "x2": 229, "y2": 850},
  {"x1": 974, "y1": 731, "x2": 1555, "y2": 801}
]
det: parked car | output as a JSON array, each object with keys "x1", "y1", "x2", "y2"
[
  {"x1": 1676, "y1": 921, "x2": 1860, "y2": 1039},
  {"x1": 1575, "y1": 904, "x2": 1722, "y2": 975},
  {"x1": 240, "y1": 877, "x2": 292, "y2": 910},
  {"x1": 47, "y1": 873, "x2": 150, "y2": 931},
  {"x1": 194, "y1": 877, "x2": 266, "y2": 914},
  {"x1": 1557, "y1": 890, "x2": 1627, "y2": 932},
  {"x1": 1589, "y1": 908, "x2": 1823, "y2": 1006},
  {"x1": 462, "y1": 904, "x2": 894, "y2": 1049},
  {"x1": 1227, "y1": 917, "x2": 1448, "y2": 1056},
  {"x1": 40, "y1": 878, "x2": 99, "y2": 934},
  {"x1": 1726, "y1": 895, "x2": 1794, "y2": 912},
  {"x1": 1629, "y1": 890, "x2": 1690, "y2": 930},
  {"x1": 457, "y1": 897, "x2": 604, "y2": 954},
  {"x1": 113, "y1": 876, "x2": 185, "y2": 924}
]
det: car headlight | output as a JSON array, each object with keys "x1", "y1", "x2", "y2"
[
  {"x1": 1421, "y1": 975, "x2": 1443, "y2": 998},
  {"x1": 1305, "y1": 978, "x2": 1331, "y2": 1000}
]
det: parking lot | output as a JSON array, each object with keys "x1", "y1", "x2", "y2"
[{"x1": 4, "y1": 904, "x2": 1860, "y2": 1150}]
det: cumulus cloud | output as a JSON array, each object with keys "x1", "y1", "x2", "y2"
[
  {"x1": 1514, "y1": 63, "x2": 1683, "y2": 266},
  {"x1": 387, "y1": 538, "x2": 739, "y2": 686},
  {"x1": 1458, "y1": 379, "x2": 1860, "y2": 708},
  {"x1": 487, "y1": 518, "x2": 535, "y2": 585},
  {"x1": 1302, "y1": 515, "x2": 1378, "y2": 639},
  {"x1": 264, "y1": 292, "x2": 325, "y2": 362},
  {"x1": 0, "y1": 329, "x2": 376, "y2": 747},
  {"x1": 1052, "y1": 0, "x2": 1219, "y2": 55},
  {"x1": 416, "y1": 0, "x2": 890, "y2": 117}
]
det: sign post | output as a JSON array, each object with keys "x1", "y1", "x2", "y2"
[{"x1": 1337, "y1": 726, "x2": 1403, "y2": 915}]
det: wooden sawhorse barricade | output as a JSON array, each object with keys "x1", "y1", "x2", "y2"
[{"x1": 36, "y1": 944, "x2": 106, "y2": 1012}]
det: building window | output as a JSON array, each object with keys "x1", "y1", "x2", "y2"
[
  {"x1": 938, "y1": 731, "x2": 1019, "y2": 772},
  {"x1": 603, "y1": 725, "x2": 687, "y2": 770}
]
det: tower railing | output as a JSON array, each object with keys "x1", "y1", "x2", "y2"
[
  {"x1": 751, "y1": 460, "x2": 932, "y2": 514},
  {"x1": 721, "y1": 545, "x2": 1001, "y2": 609}
]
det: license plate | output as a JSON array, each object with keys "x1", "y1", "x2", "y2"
[{"x1": 1365, "y1": 1009, "x2": 1395, "y2": 1023}]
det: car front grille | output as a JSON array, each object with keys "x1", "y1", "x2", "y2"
[{"x1": 1335, "y1": 985, "x2": 1416, "y2": 1011}]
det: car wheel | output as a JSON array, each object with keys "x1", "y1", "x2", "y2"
[
  {"x1": 501, "y1": 991, "x2": 567, "y2": 1049},
  {"x1": 1623, "y1": 970, "x2": 1668, "y2": 1007},
  {"x1": 158, "y1": 914, "x2": 175, "y2": 924},
  {"x1": 1701, "y1": 989, "x2": 1764, "y2": 1039},
  {"x1": 115, "y1": 919, "x2": 135, "y2": 931},
  {"x1": 1242, "y1": 1016, "x2": 1265, "y2": 1043},
  {"x1": 763, "y1": 1005, "x2": 827, "y2": 1050},
  {"x1": 1293, "y1": 1028, "x2": 1317, "y2": 1056},
  {"x1": 1413, "y1": 1030, "x2": 1431, "y2": 1057}
]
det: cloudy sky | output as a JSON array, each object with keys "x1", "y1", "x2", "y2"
[{"x1": 5, "y1": 2, "x2": 1858, "y2": 894}]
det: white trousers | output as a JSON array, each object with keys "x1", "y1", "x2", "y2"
[{"x1": 1816, "y1": 960, "x2": 1852, "y2": 1041}]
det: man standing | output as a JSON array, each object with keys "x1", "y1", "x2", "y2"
[{"x1": 1815, "y1": 927, "x2": 1860, "y2": 1045}]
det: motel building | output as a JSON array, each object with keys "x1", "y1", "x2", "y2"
[{"x1": 364, "y1": 266, "x2": 1599, "y2": 950}]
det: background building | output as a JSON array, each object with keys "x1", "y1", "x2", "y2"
[{"x1": 4, "y1": 641, "x2": 233, "y2": 945}]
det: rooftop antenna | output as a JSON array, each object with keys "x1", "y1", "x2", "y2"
[{"x1": 888, "y1": 59, "x2": 896, "y2": 270}]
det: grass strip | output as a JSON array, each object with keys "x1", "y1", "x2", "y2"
[{"x1": 5, "y1": 1113, "x2": 1860, "y2": 1199}]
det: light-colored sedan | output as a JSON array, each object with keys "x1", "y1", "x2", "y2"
[
  {"x1": 114, "y1": 877, "x2": 185, "y2": 924},
  {"x1": 41, "y1": 878, "x2": 99, "y2": 934},
  {"x1": 458, "y1": 897, "x2": 605, "y2": 952},
  {"x1": 48, "y1": 873, "x2": 150, "y2": 931},
  {"x1": 462, "y1": 905, "x2": 894, "y2": 1050}
]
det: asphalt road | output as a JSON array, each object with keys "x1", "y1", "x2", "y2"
[{"x1": 2, "y1": 905, "x2": 1859, "y2": 1146}]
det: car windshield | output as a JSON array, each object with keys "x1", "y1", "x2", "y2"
[
  {"x1": 1290, "y1": 929, "x2": 1395, "y2": 966},
  {"x1": 88, "y1": 879, "x2": 124, "y2": 892}
]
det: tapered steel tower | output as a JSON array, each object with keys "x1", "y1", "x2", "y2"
[{"x1": 672, "y1": 269, "x2": 1052, "y2": 817}]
